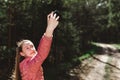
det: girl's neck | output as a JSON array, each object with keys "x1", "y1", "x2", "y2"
[{"x1": 30, "y1": 52, "x2": 38, "y2": 60}]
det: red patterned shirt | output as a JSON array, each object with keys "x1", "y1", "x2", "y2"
[{"x1": 20, "y1": 35, "x2": 52, "y2": 80}]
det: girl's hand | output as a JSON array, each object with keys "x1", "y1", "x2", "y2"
[{"x1": 45, "y1": 12, "x2": 59, "y2": 37}]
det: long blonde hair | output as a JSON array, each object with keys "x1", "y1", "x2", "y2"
[{"x1": 14, "y1": 47, "x2": 22, "y2": 80}]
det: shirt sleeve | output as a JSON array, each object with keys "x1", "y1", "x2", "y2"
[
  {"x1": 27, "y1": 35, "x2": 52, "y2": 72},
  {"x1": 36, "y1": 35, "x2": 52, "y2": 64}
]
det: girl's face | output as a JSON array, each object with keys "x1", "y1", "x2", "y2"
[{"x1": 20, "y1": 41, "x2": 37, "y2": 58}]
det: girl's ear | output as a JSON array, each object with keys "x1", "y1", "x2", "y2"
[{"x1": 20, "y1": 52, "x2": 25, "y2": 56}]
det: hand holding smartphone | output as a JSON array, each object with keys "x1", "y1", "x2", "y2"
[{"x1": 53, "y1": 10, "x2": 61, "y2": 21}]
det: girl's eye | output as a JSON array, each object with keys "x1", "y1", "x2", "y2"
[
  {"x1": 30, "y1": 45, "x2": 33, "y2": 48},
  {"x1": 26, "y1": 47, "x2": 29, "y2": 49}
]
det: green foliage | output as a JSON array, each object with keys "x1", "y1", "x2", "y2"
[
  {"x1": 111, "y1": 44, "x2": 120, "y2": 49},
  {"x1": 73, "y1": 49, "x2": 95, "y2": 62},
  {"x1": 0, "y1": 46, "x2": 15, "y2": 60},
  {"x1": 0, "y1": 46, "x2": 15, "y2": 79}
]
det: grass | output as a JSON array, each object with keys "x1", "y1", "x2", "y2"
[
  {"x1": 73, "y1": 49, "x2": 95, "y2": 62},
  {"x1": 112, "y1": 44, "x2": 120, "y2": 49}
]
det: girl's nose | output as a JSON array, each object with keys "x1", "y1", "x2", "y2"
[{"x1": 31, "y1": 50, "x2": 36, "y2": 53}]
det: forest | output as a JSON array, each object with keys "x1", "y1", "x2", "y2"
[{"x1": 0, "y1": 0, "x2": 120, "y2": 80}]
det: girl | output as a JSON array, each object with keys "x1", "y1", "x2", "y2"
[{"x1": 15, "y1": 12, "x2": 59, "y2": 80}]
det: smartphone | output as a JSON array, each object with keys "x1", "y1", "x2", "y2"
[{"x1": 53, "y1": 10, "x2": 60, "y2": 18}]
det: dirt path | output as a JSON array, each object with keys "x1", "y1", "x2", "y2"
[
  {"x1": 69, "y1": 54, "x2": 120, "y2": 80},
  {"x1": 84, "y1": 55, "x2": 109, "y2": 80},
  {"x1": 107, "y1": 53, "x2": 120, "y2": 80},
  {"x1": 68, "y1": 43, "x2": 120, "y2": 80}
]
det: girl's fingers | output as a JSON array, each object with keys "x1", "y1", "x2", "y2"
[
  {"x1": 56, "y1": 16, "x2": 60, "y2": 21},
  {"x1": 47, "y1": 14, "x2": 50, "y2": 20},
  {"x1": 53, "y1": 13, "x2": 56, "y2": 19},
  {"x1": 50, "y1": 12, "x2": 54, "y2": 18},
  {"x1": 47, "y1": 11, "x2": 60, "y2": 21},
  {"x1": 47, "y1": 12, "x2": 53, "y2": 19}
]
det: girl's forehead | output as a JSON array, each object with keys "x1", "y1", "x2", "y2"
[{"x1": 23, "y1": 41, "x2": 34, "y2": 46}]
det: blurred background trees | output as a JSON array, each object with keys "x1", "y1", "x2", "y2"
[{"x1": 0, "y1": 0, "x2": 120, "y2": 79}]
